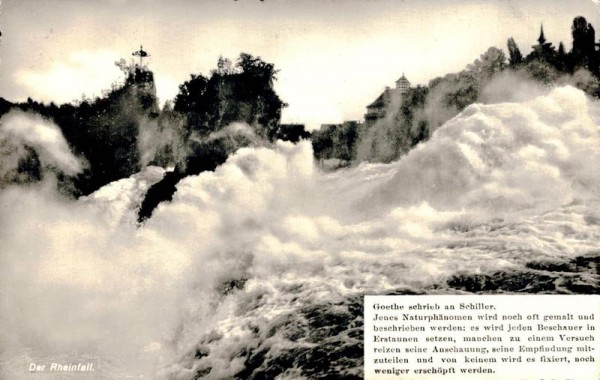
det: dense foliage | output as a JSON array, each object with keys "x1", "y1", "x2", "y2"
[{"x1": 174, "y1": 54, "x2": 285, "y2": 140}]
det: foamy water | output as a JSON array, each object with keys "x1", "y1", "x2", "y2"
[{"x1": 1, "y1": 86, "x2": 599, "y2": 379}]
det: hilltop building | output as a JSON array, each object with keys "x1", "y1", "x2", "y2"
[
  {"x1": 530, "y1": 24, "x2": 555, "y2": 60},
  {"x1": 364, "y1": 73, "x2": 410, "y2": 128},
  {"x1": 395, "y1": 73, "x2": 411, "y2": 93}
]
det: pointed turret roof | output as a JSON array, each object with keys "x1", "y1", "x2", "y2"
[{"x1": 538, "y1": 24, "x2": 546, "y2": 44}]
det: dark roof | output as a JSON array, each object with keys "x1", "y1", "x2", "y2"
[
  {"x1": 538, "y1": 24, "x2": 546, "y2": 44},
  {"x1": 367, "y1": 90, "x2": 388, "y2": 108},
  {"x1": 396, "y1": 73, "x2": 408, "y2": 82}
]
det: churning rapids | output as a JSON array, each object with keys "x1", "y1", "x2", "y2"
[{"x1": 1, "y1": 86, "x2": 599, "y2": 379}]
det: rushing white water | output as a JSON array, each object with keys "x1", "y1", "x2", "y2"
[
  {"x1": 0, "y1": 110, "x2": 86, "y2": 178},
  {"x1": 1, "y1": 86, "x2": 599, "y2": 379}
]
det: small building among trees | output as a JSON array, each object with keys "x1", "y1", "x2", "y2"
[{"x1": 364, "y1": 73, "x2": 410, "y2": 128}]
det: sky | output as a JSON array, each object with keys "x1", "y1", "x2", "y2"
[{"x1": 1, "y1": 0, "x2": 600, "y2": 130}]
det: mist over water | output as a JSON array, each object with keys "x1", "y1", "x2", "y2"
[
  {"x1": 1, "y1": 86, "x2": 599, "y2": 378},
  {"x1": 0, "y1": 111, "x2": 86, "y2": 182}
]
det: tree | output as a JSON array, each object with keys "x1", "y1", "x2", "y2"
[
  {"x1": 524, "y1": 59, "x2": 560, "y2": 85},
  {"x1": 507, "y1": 38, "x2": 523, "y2": 66},
  {"x1": 271, "y1": 124, "x2": 311, "y2": 143},
  {"x1": 237, "y1": 53, "x2": 278, "y2": 86},
  {"x1": 555, "y1": 41, "x2": 568, "y2": 72},
  {"x1": 571, "y1": 16, "x2": 597, "y2": 73},
  {"x1": 311, "y1": 125, "x2": 335, "y2": 161},
  {"x1": 173, "y1": 74, "x2": 209, "y2": 114},
  {"x1": 558, "y1": 41, "x2": 566, "y2": 57},
  {"x1": 467, "y1": 47, "x2": 507, "y2": 81},
  {"x1": 115, "y1": 58, "x2": 134, "y2": 77},
  {"x1": 572, "y1": 16, "x2": 595, "y2": 57},
  {"x1": 214, "y1": 56, "x2": 235, "y2": 76}
]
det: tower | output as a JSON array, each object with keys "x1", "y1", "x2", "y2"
[
  {"x1": 532, "y1": 24, "x2": 554, "y2": 58},
  {"x1": 395, "y1": 73, "x2": 410, "y2": 94},
  {"x1": 538, "y1": 24, "x2": 546, "y2": 45},
  {"x1": 132, "y1": 45, "x2": 150, "y2": 67}
]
